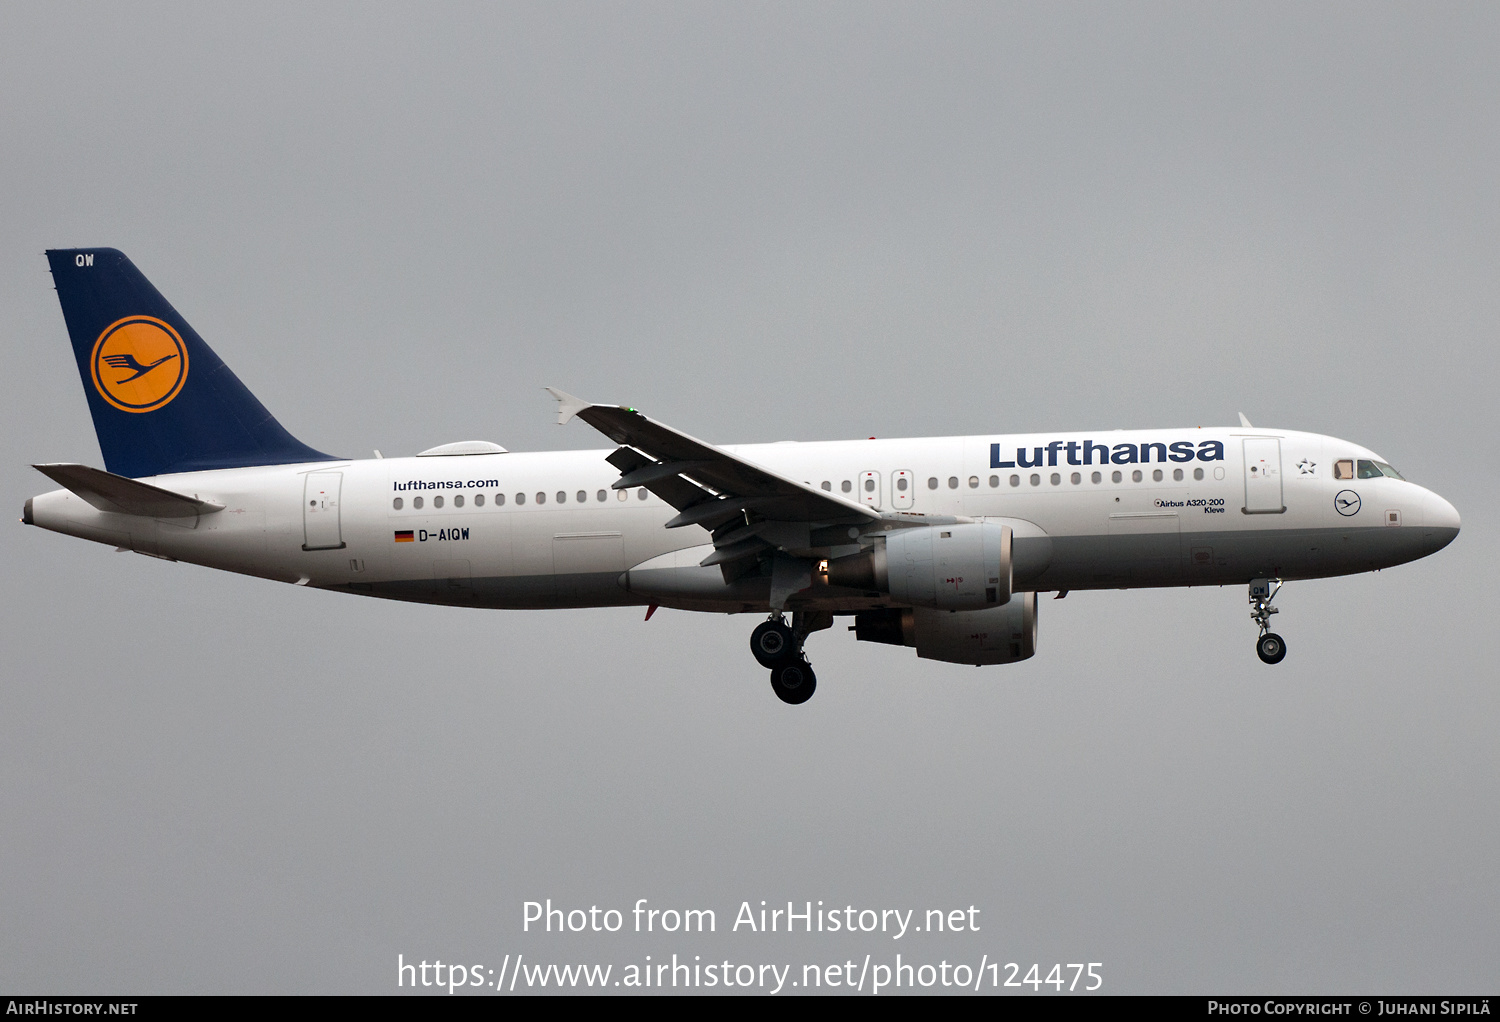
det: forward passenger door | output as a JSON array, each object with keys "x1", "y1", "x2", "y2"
[{"x1": 1243, "y1": 439, "x2": 1285, "y2": 514}]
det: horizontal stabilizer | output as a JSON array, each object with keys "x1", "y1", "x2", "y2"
[{"x1": 32, "y1": 463, "x2": 223, "y2": 518}]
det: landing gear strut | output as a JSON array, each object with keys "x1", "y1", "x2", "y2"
[
  {"x1": 751, "y1": 611, "x2": 830, "y2": 703},
  {"x1": 1249, "y1": 578, "x2": 1287, "y2": 664}
]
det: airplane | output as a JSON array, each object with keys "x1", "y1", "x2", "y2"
[{"x1": 24, "y1": 248, "x2": 1461, "y2": 704}]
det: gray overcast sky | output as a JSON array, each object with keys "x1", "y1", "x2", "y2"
[{"x1": 2, "y1": 2, "x2": 1496, "y2": 994}]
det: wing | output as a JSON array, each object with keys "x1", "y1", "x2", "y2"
[{"x1": 547, "y1": 389, "x2": 960, "y2": 583}]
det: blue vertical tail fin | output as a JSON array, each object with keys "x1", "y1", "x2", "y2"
[{"x1": 46, "y1": 248, "x2": 337, "y2": 478}]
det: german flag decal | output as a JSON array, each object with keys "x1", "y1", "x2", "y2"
[{"x1": 394, "y1": 530, "x2": 414, "y2": 543}]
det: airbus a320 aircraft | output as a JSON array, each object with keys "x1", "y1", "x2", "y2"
[{"x1": 25, "y1": 249, "x2": 1460, "y2": 704}]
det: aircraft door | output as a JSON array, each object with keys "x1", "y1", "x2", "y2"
[
  {"x1": 891, "y1": 470, "x2": 914, "y2": 509},
  {"x1": 1242, "y1": 439, "x2": 1285, "y2": 514},
  {"x1": 859, "y1": 471, "x2": 882, "y2": 509},
  {"x1": 302, "y1": 472, "x2": 346, "y2": 550}
]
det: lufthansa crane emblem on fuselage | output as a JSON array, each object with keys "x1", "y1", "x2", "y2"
[{"x1": 1335, "y1": 490, "x2": 1362, "y2": 516}]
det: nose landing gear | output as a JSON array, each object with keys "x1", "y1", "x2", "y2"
[
  {"x1": 1256, "y1": 632, "x2": 1286, "y2": 664},
  {"x1": 750, "y1": 611, "x2": 830, "y2": 703},
  {"x1": 1249, "y1": 578, "x2": 1287, "y2": 664}
]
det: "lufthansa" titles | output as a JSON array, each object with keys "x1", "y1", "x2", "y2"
[{"x1": 992, "y1": 439, "x2": 1225, "y2": 469}]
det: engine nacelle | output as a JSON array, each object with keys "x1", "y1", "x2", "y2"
[
  {"x1": 827, "y1": 522, "x2": 1012, "y2": 610},
  {"x1": 853, "y1": 593, "x2": 1038, "y2": 666}
]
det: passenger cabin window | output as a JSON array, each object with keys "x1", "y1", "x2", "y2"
[
  {"x1": 496, "y1": 493, "x2": 505, "y2": 506},
  {"x1": 454, "y1": 494, "x2": 464, "y2": 508},
  {"x1": 392, "y1": 497, "x2": 403, "y2": 510},
  {"x1": 841, "y1": 480, "x2": 852, "y2": 493},
  {"x1": 821, "y1": 481, "x2": 831, "y2": 491},
  {"x1": 475, "y1": 494, "x2": 484, "y2": 507},
  {"x1": 927, "y1": 477, "x2": 938, "y2": 490},
  {"x1": 414, "y1": 496, "x2": 424, "y2": 509},
  {"x1": 597, "y1": 490, "x2": 606, "y2": 502},
  {"x1": 434, "y1": 495, "x2": 444, "y2": 508}
]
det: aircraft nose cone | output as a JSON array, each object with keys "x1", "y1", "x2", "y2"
[{"x1": 1423, "y1": 491, "x2": 1460, "y2": 554}]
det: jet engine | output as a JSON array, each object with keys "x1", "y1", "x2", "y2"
[
  {"x1": 825, "y1": 522, "x2": 1012, "y2": 610},
  {"x1": 852, "y1": 594, "x2": 1038, "y2": 666}
]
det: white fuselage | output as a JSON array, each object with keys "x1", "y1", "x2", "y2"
[{"x1": 28, "y1": 427, "x2": 1460, "y2": 613}]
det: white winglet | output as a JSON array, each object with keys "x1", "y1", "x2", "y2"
[
  {"x1": 1238, "y1": 412, "x2": 1253, "y2": 428},
  {"x1": 546, "y1": 388, "x2": 592, "y2": 425}
]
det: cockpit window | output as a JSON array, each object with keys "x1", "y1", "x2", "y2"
[
  {"x1": 1357, "y1": 459, "x2": 1405, "y2": 480},
  {"x1": 1335, "y1": 460, "x2": 1354, "y2": 480}
]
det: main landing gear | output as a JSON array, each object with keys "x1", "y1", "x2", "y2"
[
  {"x1": 770, "y1": 657, "x2": 816, "y2": 705},
  {"x1": 750, "y1": 619, "x2": 795, "y2": 668},
  {"x1": 1249, "y1": 578, "x2": 1287, "y2": 664},
  {"x1": 750, "y1": 612, "x2": 830, "y2": 704}
]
